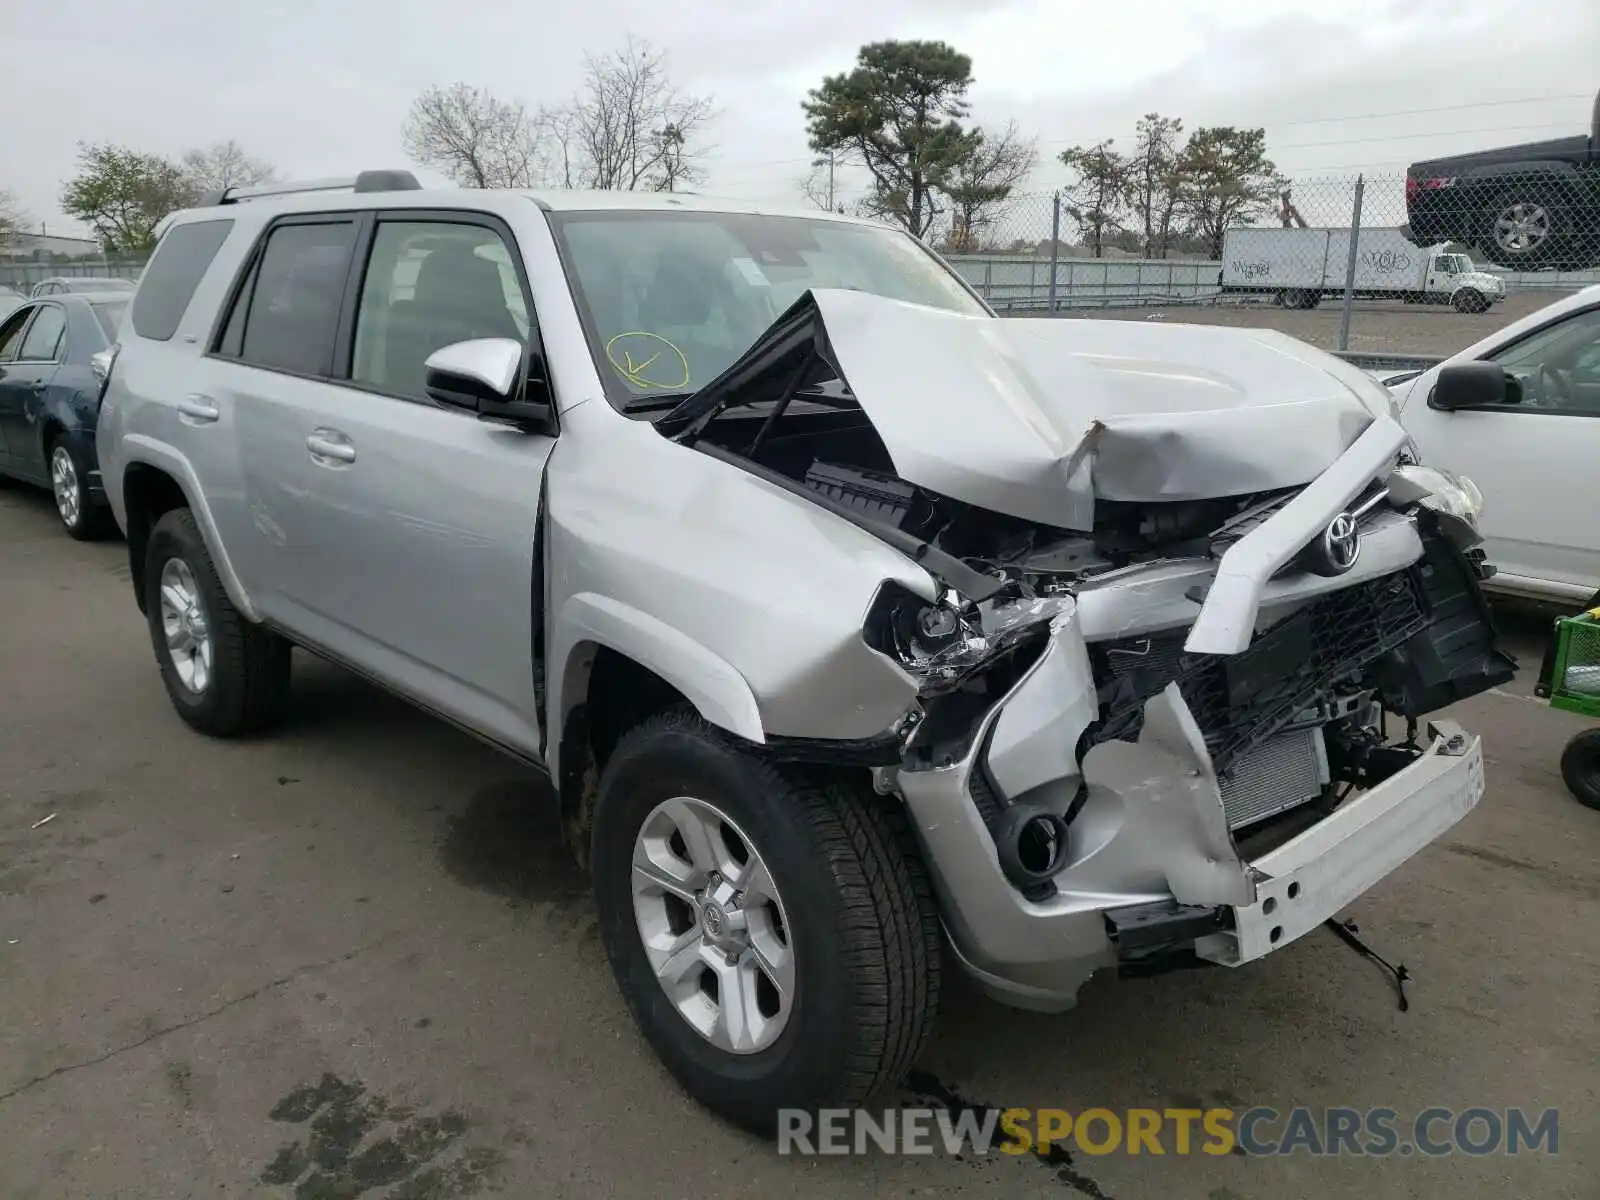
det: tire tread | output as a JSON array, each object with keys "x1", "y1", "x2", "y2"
[{"x1": 147, "y1": 507, "x2": 290, "y2": 736}]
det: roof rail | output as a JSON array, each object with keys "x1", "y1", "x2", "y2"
[{"x1": 200, "y1": 169, "x2": 423, "y2": 207}]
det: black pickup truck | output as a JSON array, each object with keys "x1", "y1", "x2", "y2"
[{"x1": 1404, "y1": 89, "x2": 1600, "y2": 271}]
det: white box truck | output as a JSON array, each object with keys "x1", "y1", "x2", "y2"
[{"x1": 1220, "y1": 227, "x2": 1506, "y2": 313}]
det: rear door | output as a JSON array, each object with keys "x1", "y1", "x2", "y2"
[
  {"x1": 1398, "y1": 302, "x2": 1600, "y2": 600},
  {"x1": 0, "y1": 302, "x2": 66, "y2": 483},
  {"x1": 212, "y1": 209, "x2": 554, "y2": 755}
]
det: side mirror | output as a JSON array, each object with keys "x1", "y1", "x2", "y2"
[
  {"x1": 1431, "y1": 361, "x2": 1516, "y2": 411},
  {"x1": 424, "y1": 338, "x2": 553, "y2": 431}
]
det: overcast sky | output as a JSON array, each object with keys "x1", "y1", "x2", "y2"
[{"x1": 4, "y1": 0, "x2": 1596, "y2": 239}]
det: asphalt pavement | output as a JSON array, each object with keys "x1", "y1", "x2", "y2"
[{"x1": 1, "y1": 483, "x2": 1596, "y2": 1200}]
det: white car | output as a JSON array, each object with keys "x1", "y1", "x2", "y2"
[{"x1": 1390, "y1": 285, "x2": 1600, "y2": 605}]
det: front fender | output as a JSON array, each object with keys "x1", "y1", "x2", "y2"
[{"x1": 553, "y1": 592, "x2": 766, "y2": 746}]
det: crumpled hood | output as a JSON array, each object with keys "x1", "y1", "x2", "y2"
[{"x1": 809, "y1": 288, "x2": 1386, "y2": 531}]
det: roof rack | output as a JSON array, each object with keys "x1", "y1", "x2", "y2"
[{"x1": 201, "y1": 169, "x2": 423, "y2": 207}]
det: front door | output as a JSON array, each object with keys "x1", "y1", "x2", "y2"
[
  {"x1": 214, "y1": 210, "x2": 553, "y2": 755},
  {"x1": 1398, "y1": 301, "x2": 1600, "y2": 599}
]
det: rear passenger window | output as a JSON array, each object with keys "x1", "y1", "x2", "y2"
[
  {"x1": 18, "y1": 304, "x2": 65, "y2": 361},
  {"x1": 0, "y1": 308, "x2": 30, "y2": 361},
  {"x1": 131, "y1": 218, "x2": 234, "y2": 341},
  {"x1": 231, "y1": 221, "x2": 356, "y2": 377}
]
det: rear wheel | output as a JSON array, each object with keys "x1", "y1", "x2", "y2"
[
  {"x1": 591, "y1": 710, "x2": 941, "y2": 1136},
  {"x1": 49, "y1": 437, "x2": 112, "y2": 541},
  {"x1": 144, "y1": 507, "x2": 291, "y2": 736},
  {"x1": 1560, "y1": 729, "x2": 1600, "y2": 810},
  {"x1": 1481, "y1": 182, "x2": 1571, "y2": 269}
]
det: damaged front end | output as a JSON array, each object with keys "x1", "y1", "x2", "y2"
[{"x1": 660, "y1": 288, "x2": 1514, "y2": 1012}]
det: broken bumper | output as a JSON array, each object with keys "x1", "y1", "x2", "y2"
[
  {"x1": 1195, "y1": 720, "x2": 1481, "y2": 965},
  {"x1": 895, "y1": 619, "x2": 1485, "y2": 1011}
]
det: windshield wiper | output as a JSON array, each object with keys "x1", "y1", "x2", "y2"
[{"x1": 622, "y1": 392, "x2": 695, "y2": 413}]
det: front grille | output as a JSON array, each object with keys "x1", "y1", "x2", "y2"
[{"x1": 1088, "y1": 567, "x2": 1430, "y2": 779}]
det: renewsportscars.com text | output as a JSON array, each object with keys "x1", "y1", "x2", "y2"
[{"x1": 778, "y1": 1106, "x2": 1560, "y2": 1158}]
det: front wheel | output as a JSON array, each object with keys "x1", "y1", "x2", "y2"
[
  {"x1": 1560, "y1": 729, "x2": 1600, "y2": 810},
  {"x1": 1453, "y1": 288, "x2": 1488, "y2": 314},
  {"x1": 591, "y1": 711, "x2": 942, "y2": 1136},
  {"x1": 144, "y1": 507, "x2": 292, "y2": 736}
]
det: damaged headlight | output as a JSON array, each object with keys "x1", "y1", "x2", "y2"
[
  {"x1": 1389, "y1": 464, "x2": 1484, "y2": 529},
  {"x1": 865, "y1": 583, "x2": 1066, "y2": 695}
]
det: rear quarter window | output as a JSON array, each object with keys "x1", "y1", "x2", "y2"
[{"x1": 130, "y1": 218, "x2": 235, "y2": 341}]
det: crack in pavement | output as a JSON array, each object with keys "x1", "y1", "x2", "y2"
[{"x1": 0, "y1": 934, "x2": 395, "y2": 1105}]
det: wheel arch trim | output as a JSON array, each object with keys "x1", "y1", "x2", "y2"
[
  {"x1": 549, "y1": 591, "x2": 766, "y2": 780},
  {"x1": 119, "y1": 435, "x2": 260, "y2": 623}
]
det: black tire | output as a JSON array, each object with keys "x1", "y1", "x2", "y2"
[
  {"x1": 591, "y1": 710, "x2": 942, "y2": 1137},
  {"x1": 1480, "y1": 181, "x2": 1572, "y2": 270},
  {"x1": 144, "y1": 507, "x2": 291, "y2": 736},
  {"x1": 1453, "y1": 288, "x2": 1487, "y2": 315},
  {"x1": 1560, "y1": 729, "x2": 1600, "y2": 811},
  {"x1": 47, "y1": 435, "x2": 113, "y2": 542}
]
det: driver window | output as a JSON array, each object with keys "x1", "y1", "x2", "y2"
[
  {"x1": 350, "y1": 220, "x2": 530, "y2": 403},
  {"x1": 1488, "y1": 307, "x2": 1600, "y2": 414}
]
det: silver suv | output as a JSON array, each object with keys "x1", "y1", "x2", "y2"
[{"x1": 98, "y1": 170, "x2": 1514, "y2": 1134}]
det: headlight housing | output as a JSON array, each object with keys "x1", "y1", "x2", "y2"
[{"x1": 1389, "y1": 464, "x2": 1484, "y2": 529}]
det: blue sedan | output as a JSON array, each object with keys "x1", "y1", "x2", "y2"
[{"x1": 0, "y1": 292, "x2": 128, "y2": 538}]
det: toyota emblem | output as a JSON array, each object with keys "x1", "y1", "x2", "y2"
[{"x1": 1317, "y1": 511, "x2": 1362, "y2": 575}]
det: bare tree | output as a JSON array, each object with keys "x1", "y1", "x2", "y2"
[
  {"x1": 181, "y1": 140, "x2": 277, "y2": 192},
  {"x1": 798, "y1": 154, "x2": 845, "y2": 212},
  {"x1": 560, "y1": 37, "x2": 715, "y2": 191},
  {"x1": 941, "y1": 122, "x2": 1036, "y2": 251},
  {"x1": 402, "y1": 83, "x2": 549, "y2": 188},
  {"x1": 0, "y1": 188, "x2": 26, "y2": 248}
]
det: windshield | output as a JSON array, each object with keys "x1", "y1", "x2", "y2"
[
  {"x1": 1438, "y1": 254, "x2": 1472, "y2": 273},
  {"x1": 547, "y1": 210, "x2": 989, "y2": 409}
]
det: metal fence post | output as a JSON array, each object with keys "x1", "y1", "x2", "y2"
[
  {"x1": 1048, "y1": 191, "x2": 1062, "y2": 314},
  {"x1": 1338, "y1": 175, "x2": 1365, "y2": 352}
]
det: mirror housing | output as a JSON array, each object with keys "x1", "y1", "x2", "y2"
[
  {"x1": 424, "y1": 338, "x2": 553, "y2": 432},
  {"x1": 1431, "y1": 361, "x2": 1516, "y2": 411}
]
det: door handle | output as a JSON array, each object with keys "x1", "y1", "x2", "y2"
[
  {"x1": 307, "y1": 429, "x2": 357, "y2": 465},
  {"x1": 176, "y1": 394, "x2": 220, "y2": 424},
  {"x1": 28, "y1": 380, "x2": 46, "y2": 392}
]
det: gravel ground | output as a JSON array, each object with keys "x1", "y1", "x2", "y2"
[
  {"x1": 1069, "y1": 290, "x2": 1583, "y2": 358},
  {"x1": 1, "y1": 484, "x2": 1597, "y2": 1200}
]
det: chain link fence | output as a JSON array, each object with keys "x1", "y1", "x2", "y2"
[
  {"x1": 0, "y1": 257, "x2": 146, "y2": 296},
  {"x1": 940, "y1": 172, "x2": 1600, "y2": 359}
]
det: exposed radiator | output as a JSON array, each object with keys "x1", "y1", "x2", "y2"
[{"x1": 1218, "y1": 726, "x2": 1328, "y2": 829}]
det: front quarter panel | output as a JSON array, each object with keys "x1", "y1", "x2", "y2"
[{"x1": 546, "y1": 401, "x2": 936, "y2": 751}]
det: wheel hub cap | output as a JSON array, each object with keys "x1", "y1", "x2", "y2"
[
  {"x1": 630, "y1": 796, "x2": 795, "y2": 1054},
  {"x1": 1495, "y1": 203, "x2": 1549, "y2": 252},
  {"x1": 51, "y1": 447, "x2": 80, "y2": 527},
  {"x1": 158, "y1": 558, "x2": 213, "y2": 695}
]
